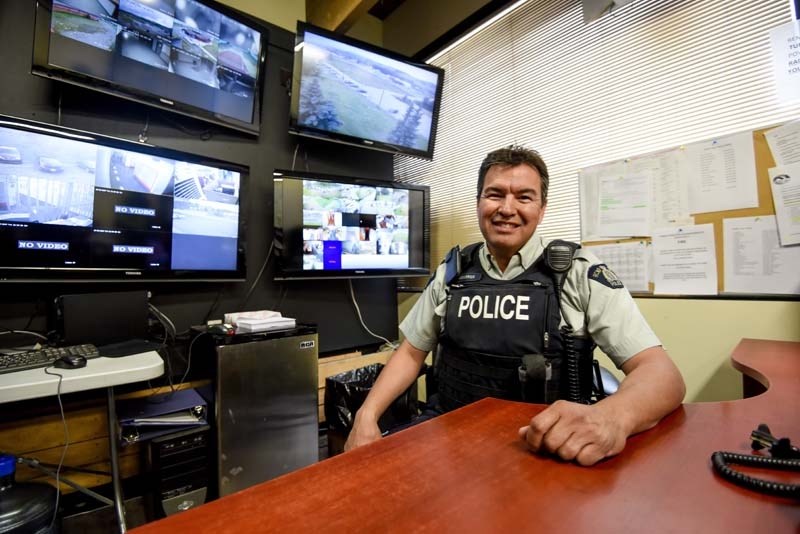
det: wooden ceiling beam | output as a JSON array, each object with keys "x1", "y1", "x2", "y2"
[{"x1": 306, "y1": 0, "x2": 380, "y2": 33}]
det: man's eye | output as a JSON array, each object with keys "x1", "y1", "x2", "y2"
[
  {"x1": 483, "y1": 193, "x2": 502, "y2": 200},
  {"x1": 518, "y1": 196, "x2": 535, "y2": 203}
]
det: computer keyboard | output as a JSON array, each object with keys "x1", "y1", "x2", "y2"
[{"x1": 0, "y1": 344, "x2": 100, "y2": 375}]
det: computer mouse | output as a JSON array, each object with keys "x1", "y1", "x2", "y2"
[
  {"x1": 54, "y1": 354, "x2": 87, "y2": 370},
  {"x1": 207, "y1": 324, "x2": 235, "y2": 336}
]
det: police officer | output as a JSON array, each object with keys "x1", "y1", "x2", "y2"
[{"x1": 345, "y1": 146, "x2": 685, "y2": 466}]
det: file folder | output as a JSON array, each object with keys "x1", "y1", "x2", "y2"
[{"x1": 117, "y1": 388, "x2": 208, "y2": 446}]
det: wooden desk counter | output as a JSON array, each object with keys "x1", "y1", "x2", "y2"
[{"x1": 132, "y1": 339, "x2": 799, "y2": 533}]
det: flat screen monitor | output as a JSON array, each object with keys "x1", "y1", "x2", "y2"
[
  {"x1": 32, "y1": 0, "x2": 267, "y2": 135},
  {"x1": 273, "y1": 169, "x2": 429, "y2": 280},
  {"x1": 289, "y1": 22, "x2": 444, "y2": 160},
  {"x1": 0, "y1": 114, "x2": 247, "y2": 282}
]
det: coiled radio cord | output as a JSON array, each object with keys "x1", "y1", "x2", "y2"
[
  {"x1": 561, "y1": 324, "x2": 583, "y2": 403},
  {"x1": 711, "y1": 452, "x2": 799, "y2": 499},
  {"x1": 712, "y1": 424, "x2": 800, "y2": 499}
]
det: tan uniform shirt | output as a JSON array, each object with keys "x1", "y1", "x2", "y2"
[{"x1": 399, "y1": 232, "x2": 661, "y2": 368}]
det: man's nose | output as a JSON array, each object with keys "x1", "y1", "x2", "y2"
[{"x1": 498, "y1": 194, "x2": 516, "y2": 214}]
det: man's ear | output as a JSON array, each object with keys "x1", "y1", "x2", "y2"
[{"x1": 537, "y1": 203, "x2": 547, "y2": 225}]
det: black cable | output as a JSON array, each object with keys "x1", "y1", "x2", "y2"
[
  {"x1": 138, "y1": 113, "x2": 150, "y2": 143},
  {"x1": 146, "y1": 305, "x2": 177, "y2": 396},
  {"x1": 0, "y1": 329, "x2": 49, "y2": 342},
  {"x1": 561, "y1": 325, "x2": 582, "y2": 403},
  {"x1": 42, "y1": 366, "x2": 68, "y2": 530},
  {"x1": 543, "y1": 240, "x2": 583, "y2": 403},
  {"x1": 169, "y1": 334, "x2": 200, "y2": 395},
  {"x1": 23, "y1": 299, "x2": 42, "y2": 331},
  {"x1": 159, "y1": 113, "x2": 214, "y2": 140},
  {"x1": 347, "y1": 279, "x2": 397, "y2": 349},
  {"x1": 711, "y1": 451, "x2": 800, "y2": 499},
  {"x1": 203, "y1": 289, "x2": 224, "y2": 324},
  {"x1": 275, "y1": 284, "x2": 289, "y2": 313},
  {"x1": 240, "y1": 242, "x2": 274, "y2": 310},
  {"x1": 16, "y1": 457, "x2": 113, "y2": 507}
]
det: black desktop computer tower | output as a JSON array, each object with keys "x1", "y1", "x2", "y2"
[{"x1": 144, "y1": 425, "x2": 211, "y2": 519}]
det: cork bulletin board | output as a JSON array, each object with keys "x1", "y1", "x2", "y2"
[{"x1": 579, "y1": 123, "x2": 799, "y2": 297}]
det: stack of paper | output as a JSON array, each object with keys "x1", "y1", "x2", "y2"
[{"x1": 225, "y1": 310, "x2": 296, "y2": 333}]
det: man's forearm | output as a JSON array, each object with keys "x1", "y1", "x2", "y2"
[
  {"x1": 356, "y1": 340, "x2": 428, "y2": 423},
  {"x1": 601, "y1": 346, "x2": 686, "y2": 436}
]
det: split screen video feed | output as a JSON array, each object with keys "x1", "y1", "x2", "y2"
[{"x1": 0, "y1": 124, "x2": 241, "y2": 272}]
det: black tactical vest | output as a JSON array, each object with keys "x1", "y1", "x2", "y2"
[{"x1": 435, "y1": 243, "x2": 595, "y2": 412}]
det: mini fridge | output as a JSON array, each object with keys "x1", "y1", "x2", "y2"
[{"x1": 210, "y1": 325, "x2": 319, "y2": 497}]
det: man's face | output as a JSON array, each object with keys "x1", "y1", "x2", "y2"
[{"x1": 477, "y1": 163, "x2": 546, "y2": 265}]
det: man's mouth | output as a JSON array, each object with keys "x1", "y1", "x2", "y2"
[{"x1": 492, "y1": 221, "x2": 519, "y2": 231}]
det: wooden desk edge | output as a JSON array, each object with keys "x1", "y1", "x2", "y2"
[{"x1": 729, "y1": 338, "x2": 799, "y2": 400}]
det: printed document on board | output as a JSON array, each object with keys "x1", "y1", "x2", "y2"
[
  {"x1": 765, "y1": 120, "x2": 800, "y2": 165},
  {"x1": 628, "y1": 148, "x2": 693, "y2": 228},
  {"x1": 580, "y1": 161, "x2": 624, "y2": 241},
  {"x1": 768, "y1": 163, "x2": 800, "y2": 246},
  {"x1": 596, "y1": 170, "x2": 652, "y2": 237},
  {"x1": 723, "y1": 215, "x2": 800, "y2": 295},
  {"x1": 651, "y1": 224, "x2": 718, "y2": 295},
  {"x1": 685, "y1": 131, "x2": 758, "y2": 214},
  {"x1": 583, "y1": 241, "x2": 650, "y2": 292}
]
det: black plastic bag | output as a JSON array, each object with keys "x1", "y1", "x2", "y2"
[{"x1": 324, "y1": 363, "x2": 418, "y2": 435}]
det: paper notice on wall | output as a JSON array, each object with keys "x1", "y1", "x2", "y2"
[
  {"x1": 597, "y1": 171, "x2": 652, "y2": 237},
  {"x1": 769, "y1": 20, "x2": 800, "y2": 105},
  {"x1": 768, "y1": 163, "x2": 800, "y2": 246},
  {"x1": 580, "y1": 160, "x2": 624, "y2": 241},
  {"x1": 685, "y1": 131, "x2": 758, "y2": 214},
  {"x1": 627, "y1": 148, "x2": 692, "y2": 228},
  {"x1": 652, "y1": 224, "x2": 718, "y2": 295},
  {"x1": 723, "y1": 215, "x2": 800, "y2": 295},
  {"x1": 765, "y1": 120, "x2": 800, "y2": 165},
  {"x1": 583, "y1": 241, "x2": 650, "y2": 292}
]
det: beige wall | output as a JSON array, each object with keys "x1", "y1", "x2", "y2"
[
  {"x1": 382, "y1": 0, "x2": 492, "y2": 56},
  {"x1": 346, "y1": 14, "x2": 384, "y2": 46},
  {"x1": 399, "y1": 293, "x2": 800, "y2": 403},
  {"x1": 217, "y1": 0, "x2": 304, "y2": 31},
  {"x1": 219, "y1": 0, "x2": 486, "y2": 55},
  {"x1": 630, "y1": 299, "x2": 800, "y2": 402},
  {"x1": 217, "y1": 2, "x2": 382, "y2": 46}
]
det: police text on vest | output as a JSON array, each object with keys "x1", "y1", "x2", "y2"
[{"x1": 457, "y1": 295, "x2": 530, "y2": 320}]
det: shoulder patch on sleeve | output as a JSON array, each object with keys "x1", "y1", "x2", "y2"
[{"x1": 588, "y1": 264, "x2": 624, "y2": 289}]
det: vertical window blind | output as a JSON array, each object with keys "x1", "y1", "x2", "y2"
[{"x1": 394, "y1": 0, "x2": 800, "y2": 272}]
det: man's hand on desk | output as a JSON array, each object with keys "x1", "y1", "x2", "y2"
[
  {"x1": 518, "y1": 347, "x2": 685, "y2": 466},
  {"x1": 344, "y1": 411, "x2": 383, "y2": 451},
  {"x1": 517, "y1": 400, "x2": 629, "y2": 466}
]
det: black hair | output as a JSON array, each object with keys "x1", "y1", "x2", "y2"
[{"x1": 477, "y1": 145, "x2": 549, "y2": 204}]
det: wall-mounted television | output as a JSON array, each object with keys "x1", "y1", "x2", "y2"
[
  {"x1": 273, "y1": 169, "x2": 429, "y2": 280},
  {"x1": 0, "y1": 114, "x2": 247, "y2": 282},
  {"x1": 32, "y1": 0, "x2": 267, "y2": 135},
  {"x1": 289, "y1": 22, "x2": 444, "y2": 160}
]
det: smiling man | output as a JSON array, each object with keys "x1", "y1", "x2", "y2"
[{"x1": 345, "y1": 145, "x2": 685, "y2": 466}]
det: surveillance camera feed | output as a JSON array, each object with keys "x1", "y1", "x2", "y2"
[
  {"x1": 45, "y1": 0, "x2": 262, "y2": 127},
  {"x1": 296, "y1": 27, "x2": 441, "y2": 154},
  {"x1": 0, "y1": 123, "x2": 241, "y2": 275},
  {"x1": 302, "y1": 180, "x2": 411, "y2": 271}
]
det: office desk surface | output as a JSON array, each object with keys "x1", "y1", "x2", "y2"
[
  {"x1": 0, "y1": 351, "x2": 164, "y2": 403},
  {"x1": 132, "y1": 339, "x2": 799, "y2": 533}
]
